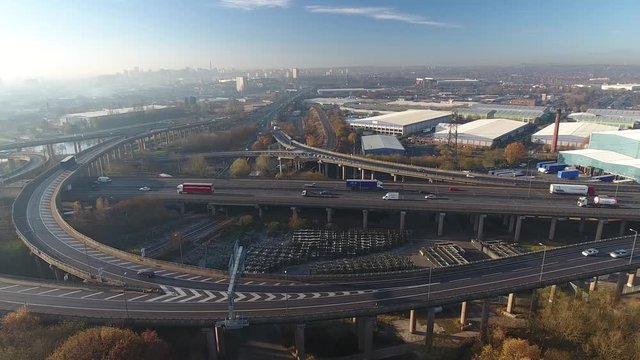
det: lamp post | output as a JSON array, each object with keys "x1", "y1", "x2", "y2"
[
  {"x1": 284, "y1": 270, "x2": 289, "y2": 312},
  {"x1": 539, "y1": 243, "x2": 546, "y2": 282},
  {"x1": 630, "y1": 228, "x2": 638, "y2": 265},
  {"x1": 528, "y1": 160, "x2": 533, "y2": 198},
  {"x1": 123, "y1": 272, "x2": 129, "y2": 318}
]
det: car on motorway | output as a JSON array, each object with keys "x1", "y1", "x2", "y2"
[
  {"x1": 304, "y1": 182, "x2": 317, "y2": 188},
  {"x1": 448, "y1": 186, "x2": 460, "y2": 192},
  {"x1": 319, "y1": 190, "x2": 331, "y2": 195},
  {"x1": 581, "y1": 248, "x2": 599, "y2": 257},
  {"x1": 466, "y1": 173, "x2": 475, "y2": 178},
  {"x1": 139, "y1": 186, "x2": 151, "y2": 191},
  {"x1": 424, "y1": 194, "x2": 437, "y2": 199},
  {"x1": 136, "y1": 270, "x2": 155, "y2": 279},
  {"x1": 159, "y1": 173, "x2": 173, "y2": 178},
  {"x1": 610, "y1": 249, "x2": 629, "y2": 258}
]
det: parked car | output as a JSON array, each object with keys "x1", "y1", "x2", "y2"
[
  {"x1": 610, "y1": 249, "x2": 629, "y2": 258},
  {"x1": 581, "y1": 248, "x2": 599, "y2": 257}
]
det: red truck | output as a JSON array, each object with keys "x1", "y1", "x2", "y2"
[{"x1": 176, "y1": 183, "x2": 213, "y2": 194}]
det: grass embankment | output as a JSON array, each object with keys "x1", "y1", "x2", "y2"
[{"x1": 0, "y1": 196, "x2": 40, "y2": 277}]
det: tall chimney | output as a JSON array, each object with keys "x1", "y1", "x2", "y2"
[{"x1": 551, "y1": 108, "x2": 561, "y2": 153}]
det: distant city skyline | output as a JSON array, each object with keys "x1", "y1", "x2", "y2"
[{"x1": 1, "y1": 0, "x2": 639, "y2": 81}]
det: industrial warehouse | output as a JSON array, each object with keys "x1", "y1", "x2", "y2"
[
  {"x1": 360, "y1": 135, "x2": 405, "y2": 155},
  {"x1": 568, "y1": 109, "x2": 640, "y2": 129},
  {"x1": 531, "y1": 122, "x2": 619, "y2": 148},
  {"x1": 433, "y1": 118, "x2": 529, "y2": 147},
  {"x1": 347, "y1": 109, "x2": 452, "y2": 136},
  {"x1": 558, "y1": 129, "x2": 640, "y2": 182},
  {"x1": 455, "y1": 104, "x2": 548, "y2": 123}
]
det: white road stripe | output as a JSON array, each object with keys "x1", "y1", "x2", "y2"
[
  {"x1": 17, "y1": 287, "x2": 40, "y2": 293},
  {"x1": 38, "y1": 289, "x2": 60, "y2": 295},
  {"x1": 103, "y1": 293, "x2": 124, "y2": 300},
  {"x1": 146, "y1": 293, "x2": 173, "y2": 302},
  {"x1": 198, "y1": 290, "x2": 218, "y2": 303},
  {"x1": 174, "y1": 274, "x2": 189, "y2": 279},
  {"x1": 128, "y1": 294, "x2": 151, "y2": 302},
  {"x1": 179, "y1": 289, "x2": 202, "y2": 303},
  {"x1": 187, "y1": 276, "x2": 201, "y2": 281},
  {"x1": 247, "y1": 293, "x2": 261, "y2": 302},
  {"x1": 81, "y1": 292, "x2": 103, "y2": 299},
  {"x1": 163, "y1": 272, "x2": 177, "y2": 276},
  {"x1": 0, "y1": 285, "x2": 21, "y2": 290},
  {"x1": 215, "y1": 293, "x2": 228, "y2": 303},
  {"x1": 264, "y1": 293, "x2": 276, "y2": 301},
  {"x1": 200, "y1": 278, "x2": 212, "y2": 282}
]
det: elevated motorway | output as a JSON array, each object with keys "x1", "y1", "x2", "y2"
[
  {"x1": 6, "y1": 113, "x2": 640, "y2": 326},
  {"x1": 0, "y1": 152, "x2": 46, "y2": 184},
  {"x1": 65, "y1": 177, "x2": 640, "y2": 221}
]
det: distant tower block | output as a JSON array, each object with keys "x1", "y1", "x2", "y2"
[{"x1": 235, "y1": 76, "x2": 246, "y2": 92}]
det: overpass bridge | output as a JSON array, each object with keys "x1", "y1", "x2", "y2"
[{"x1": 5, "y1": 114, "x2": 640, "y2": 358}]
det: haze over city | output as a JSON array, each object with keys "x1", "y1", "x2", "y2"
[{"x1": 2, "y1": 0, "x2": 640, "y2": 81}]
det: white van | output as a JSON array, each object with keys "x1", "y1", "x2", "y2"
[
  {"x1": 96, "y1": 176, "x2": 112, "y2": 184},
  {"x1": 382, "y1": 192, "x2": 400, "y2": 200}
]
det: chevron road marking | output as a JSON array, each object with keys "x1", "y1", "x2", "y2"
[
  {"x1": 146, "y1": 293, "x2": 174, "y2": 302},
  {"x1": 179, "y1": 289, "x2": 202, "y2": 303},
  {"x1": 200, "y1": 278, "x2": 213, "y2": 282},
  {"x1": 215, "y1": 293, "x2": 228, "y2": 303},
  {"x1": 187, "y1": 276, "x2": 202, "y2": 281},
  {"x1": 17, "y1": 287, "x2": 39, "y2": 293},
  {"x1": 104, "y1": 293, "x2": 124, "y2": 301},
  {"x1": 162, "y1": 288, "x2": 187, "y2": 302},
  {"x1": 198, "y1": 290, "x2": 218, "y2": 303},
  {"x1": 311, "y1": 293, "x2": 322, "y2": 299},
  {"x1": 128, "y1": 294, "x2": 151, "y2": 302},
  {"x1": 59, "y1": 290, "x2": 83, "y2": 297},
  {"x1": 247, "y1": 293, "x2": 261, "y2": 302},
  {"x1": 292, "y1": 293, "x2": 307, "y2": 300},
  {"x1": 215, "y1": 278, "x2": 227, "y2": 284},
  {"x1": 174, "y1": 274, "x2": 189, "y2": 279},
  {"x1": 38, "y1": 289, "x2": 60, "y2": 296},
  {"x1": 0, "y1": 285, "x2": 20, "y2": 291},
  {"x1": 81, "y1": 291, "x2": 103, "y2": 299},
  {"x1": 244, "y1": 281, "x2": 254, "y2": 285},
  {"x1": 159, "y1": 285, "x2": 175, "y2": 295},
  {"x1": 326, "y1": 292, "x2": 336, "y2": 297},
  {"x1": 264, "y1": 293, "x2": 277, "y2": 301},
  {"x1": 234, "y1": 293, "x2": 247, "y2": 302}
]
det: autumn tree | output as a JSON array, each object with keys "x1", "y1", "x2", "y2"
[
  {"x1": 48, "y1": 327, "x2": 169, "y2": 360},
  {"x1": 504, "y1": 142, "x2": 527, "y2": 165},
  {"x1": 254, "y1": 154, "x2": 271, "y2": 174},
  {"x1": 185, "y1": 155, "x2": 209, "y2": 177},
  {"x1": 229, "y1": 158, "x2": 250, "y2": 177}
]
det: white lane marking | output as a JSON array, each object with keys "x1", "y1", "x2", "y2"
[
  {"x1": 215, "y1": 293, "x2": 228, "y2": 303},
  {"x1": 179, "y1": 289, "x2": 202, "y2": 303},
  {"x1": 37, "y1": 289, "x2": 60, "y2": 295},
  {"x1": 198, "y1": 290, "x2": 218, "y2": 303},
  {"x1": 59, "y1": 290, "x2": 83, "y2": 297},
  {"x1": 17, "y1": 287, "x2": 40, "y2": 293},
  {"x1": 200, "y1": 278, "x2": 213, "y2": 282},
  {"x1": 163, "y1": 272, "x2": 177, "y2": 277},
  {"x1": 215, "y1": 278, "x2": 227, "y2": 284},
  {"x1": 159, "y1": 285, "x2": 172, "y2": 295},
  {"x1": 0, "y1": 285, "x2": 20, "y2": 290},
  {"x1": 81, "y1": 292, "x2": 103, "y2": 299},
  {"x1": 311, "y1": 293, "x2": 321, "y2": 299},
  {"x1": 235, "y1": 293, "x2": 247, "y2": 302},
  {"x1": 153, "y1": 270, "x2": 167, "y2": 275},
  {"x1": 264, "y1": 293, "x2": 276, "y2": 301},
  {"x1": 146, "y1": 293, "x2": 174, "y2": 302},
  {"x1": 163, "y1": 288, "x2": 188, "y2": 302},
  {"x1": 104, "y1": 293, "x2": 124, "y2": 300},
  {"x1": 259, "y1": 282, "x2": 267, "y2": 285},
  {"x1": 326, "y1": 292, "x2": 336, "y2": 297},
  {"x1": 274, "y1": 283, "x2": 281, "y2": 286},
  {"x1": 247, "y1": 293, "x2": 261, "y2": 302},
  {"x1": 174, "y1": 274, "x2": 189, "y2": 279},
  {"x1": 128, "y1": 294, "x2": 151, "y2": 302},
  {"x1": 187, "y1": 276, "x2": 202, "y2": 281},
  {"x1": 244, "y1": 281, "x2": 254, "y2": 285}
]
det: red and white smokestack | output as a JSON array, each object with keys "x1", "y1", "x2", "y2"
[{"x1": 551, "y1": 109, "x2": 561, "y2": 153}]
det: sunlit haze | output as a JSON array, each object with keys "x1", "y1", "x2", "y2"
[{"x1": 1, "y1": 0, "x2": 640, "y2": 81}]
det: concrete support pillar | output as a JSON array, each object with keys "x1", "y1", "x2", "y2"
[
  {"x1": 295, "y1": 324, "x2": 305, "y2": 360},
  {"x1": 508, "y1": 215, "x2": 516, "y2": 233},
  {"x1": 341, "y1": 165, "x2": 346, "y2": 180},
  {"x1": 256, "y1": 206, "x2": 262, "y2": 219},
  {"x1": 506, "y1": 293, "x2": 516, "y2": 314},
  {"x1": 104, "y1": 154, "x2": 110, "y2": 170},
  {"x1": 579, "y1": 218, "x2": 586, "y2": 233},
  {"x1": 370, "y1": 172, "x2": 374, "y2": 180},
  {"x1": 548, "y1": 284, "x2": 557, "y2": 303},
  {"x1": 409, "y1": 309, "x2": 417, "y2": 334},
  {"x1": 480, "y1": 299, "x2": 490, "y2": 343},
  {"x1": 290, "y1": 207, "x2": 298, "y2": 221},
  {"x1": 86, "y1": 164, "x2": 91, "y2": 177},
  {"x1": 620, "y1": 221, "x2": 628, "y2": 237},
  {"x1": 615, "y1": 272, "x2": 626, "y2": 303},
  {"x1": 357, "y1": 316, "x2": 374, "y2": 358},
  {"x1": 73, "y1": 142, "x2": 79, "y2": 154},
  {"x1": 360, "y1": 168, "x2": 364, "y2": 179},
  {"x1": 392, "y1": 174, "x2": 397, "y2": 182},
  {"x1": 52, "y1": 267, "x2": 62, "y2": 281},
  {"x1": 627, "y1": 271, "x2": 636, "y2": 288},
  {"x1": 477, "y1": 214, "x2": 486, "y2": 240},
  {"x1": 278, "y1": 158, "x2": 283, "y2": 175},
  {"x1": 425, "y1": 308, "x2": 436, "y2": 351},
  {"x1": 514, "y1": 216, "x2": 523, "y2": 242},
  {"x1": 502, "y1": 215, "x2": 509, "y2": 226},
  {"x1": 203, "y1": 328, "x2": 218, "y2": 360},
  {"x1": 473, "y1": 215, "x2": 479, "y2": 232},
  {"x1": 399, "y1": 211, "x2": 406, "y2": 231},
  {"x1": 549, "y1": 217, "x2": 558, "y2": 241},
  {"x1": 437, "y1": 212, "x2": 446, "y2": 236},
  {"x1": 589, "y1": 277, "x2": 599, "y2": 293},
  {"x1": 595, "y1": 219, "x2": 605, "y2": 241},
  {"x1": 362, "y1": 210, "x2": 369, "y2": 230},
  {"x1": 77, "y1": 142, "x2": 82, "y2": 152},
  {"x1": 326, "y1": 208, "x2": 334, "y2": 227},
  {"x1": 459, "y1": 301, "x2": 468, "y2": 329}
]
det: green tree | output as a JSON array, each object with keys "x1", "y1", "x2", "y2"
[
  {"x1": 504, "y1": 142, "x2": 527, "y2": 165},
  {"x1": 185, "y1": 155, "x2": 209, "y2": 177},
  {"x1": 229, "y1": 158, "x2": 250, "y2": 177}
]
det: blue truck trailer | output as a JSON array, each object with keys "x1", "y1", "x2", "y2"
[
  {"x1": 557, "y1": 169, "x2": 579, "y2": 179},
  {"x1": 345, "y1": 179, "x2": 384, "y2": 190}
]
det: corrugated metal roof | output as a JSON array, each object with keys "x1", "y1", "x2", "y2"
[
  {"x1": 561, "y1": 149, "x2": 640, "y2": 170},
  {"x1": 435, "y1": 118, "x2": 528, "y2": 141},
  {"x1": 533, "y1": 122, "x2": 618, "y2": 137},
  {"x1": 592, "y1": 129, "x2": 640, "y2": 142},
  {"x1": 361, "y1": 135, "x2": 405, "y2": 151},
  {"x1": 349, "y1": 109, "x2": 451, "y2": 127}
]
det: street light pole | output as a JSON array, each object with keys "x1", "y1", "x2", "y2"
[
  {"x1": 123, "y1": 272, "x2": 129, "y2": 318},
  {"x1": 528, "y1": 160, "x2": 533, "y2": 198},
  {"x1": 284, "y1": 270, "x2": 288, "y2": 312},
  {"x1": 539, "y1": 243, "x2": 546, "y2": 282},
  {"x1": 630, "y1": 228, "x2": 638, "y2": 265}
]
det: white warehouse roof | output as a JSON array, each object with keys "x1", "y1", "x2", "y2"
[
  {"x1": 65, "y1": 105, "x2": 170, "y2": 119},
  {"x1": 532, "y1": 122, "x2": 619, "y2": 138},
  {"x1": 437, "y1": 118, "x2": 528, "y2": 141},
  {"x1": 361, "y1": 135, "x2": 405, "y2": 151},
  {"x1": 349, "y1": 109, "x2": 451, "y2": 127},
  {"x1": 561, "y1": 148, "x2": 640, "y2": 169}
]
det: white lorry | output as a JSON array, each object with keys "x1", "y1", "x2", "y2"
[
  {"x1": 577, "y1": 195, "x2": 618, "y2": 208},
  {"x1": 382, "y1": 192, "x2": 400, "y2": 200}
]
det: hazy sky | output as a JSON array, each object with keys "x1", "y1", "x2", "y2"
[{"x1": 1, "y1": 0, "x2": 639, "y2": 80}]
